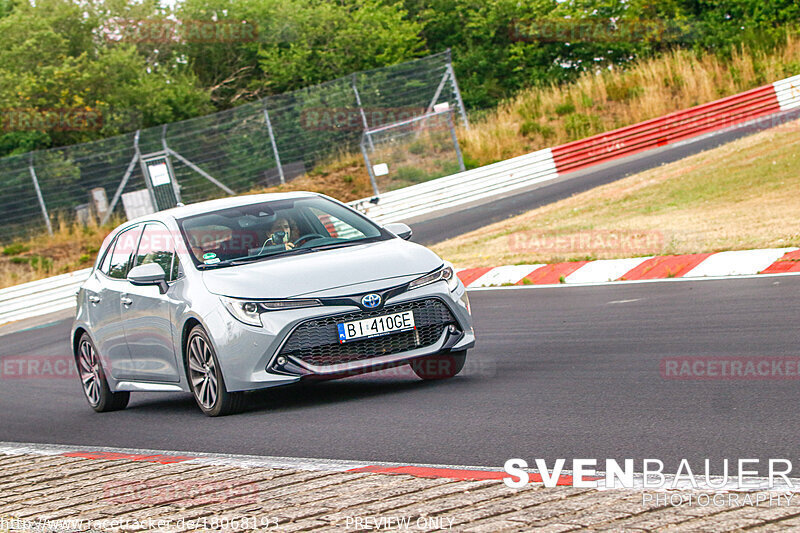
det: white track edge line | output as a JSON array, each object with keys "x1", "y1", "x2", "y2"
[{"x1": 465, "y1": 271, "x2": 800, "y2": 291}]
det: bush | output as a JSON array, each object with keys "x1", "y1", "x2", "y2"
[
  {"x1": 408, "y1": 140, "x2": 427, "y2": 155},
  {"x1": 2, "y1": 243, "x2": 28, "y2": 256},
  {"x1": 520, "y1": 120, "x2": 555, "y2": 139},
  {"x1": 564, "y1": 113, "x2": 600, "y2": 139},
  {"x1": 606, "y1": 82, "x2": 644, "y2": 102},
  {"x1": 462, "y1": 154, "x2": 481, "y2": 170},
  {"x1": 394, "y1": 166, "x2": 429, "y2": 184},
  {"x1": 555, "y1": 101, "x2": 576, "y2": 116},
  {"x1": 29, "y1": 255, "x2": 54, "y2": 271}
]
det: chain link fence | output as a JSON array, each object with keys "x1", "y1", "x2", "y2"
[
  {"x1": 361, "y1": 108, "x2": 466, "y2": 195},
  {"x1": 0, "y1": 50, "x2": 468, "y2": 242}
]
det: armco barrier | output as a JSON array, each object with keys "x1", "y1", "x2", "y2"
[
  {"x1": 354, "y1": 148, "x2": 557, "y2": 224},
  {"x1": 357, "y1": 74, "x2": 800, "y2": 223},
  {"x1": 551, "y1": 80, "x2": 798, "y2": 173},
  {"x1": 1, "y1": 74, "x2": 799, "y2": 326},
  {"x1": 0, "y1": 268, "x2": 91, "y2": 325}
]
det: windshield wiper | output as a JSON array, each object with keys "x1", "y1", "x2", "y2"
[
  {"x1": 228, "y1": 247, "x2": 318, "y2": 265},
  {"x1": 196, "y1": 250, "x2": 294, "y2": 269},
  {"x1": 306, "y1": 240, "x2": 370, "y2": 252},
  {"x1": 196, "y1": 241, "x2": 371, "y2": 269}
]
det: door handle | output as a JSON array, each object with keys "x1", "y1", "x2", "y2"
[
  {"x1": 88, "y1": 295, "x2": 101, "y2": 304},
  {"x1": 120, "y1": 296, "x2": 133, "y2": 306}
]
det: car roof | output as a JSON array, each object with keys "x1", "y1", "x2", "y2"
[{"x1": 124, "y1": 191, "x2": 321, "y2": 226}]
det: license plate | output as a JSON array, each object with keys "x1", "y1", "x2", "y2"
[{"x1": 337, "y1": 311, "x2": 415, "y2": 343}]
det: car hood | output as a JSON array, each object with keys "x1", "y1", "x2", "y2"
[{"x1": 201, "y1": 239, "x2": 443, "y2": 299}]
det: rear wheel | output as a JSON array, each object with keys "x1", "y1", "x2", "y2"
[
  {"x1": 411, "y1": 351, "x2": 467, "y2": 380},
  {"x1": 77, "y1": 333, "x2": 129, "y2": 412},
  {"x1": 186, "y1": 325, "x2": 244, "y2": 417}
]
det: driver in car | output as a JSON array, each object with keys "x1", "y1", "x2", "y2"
[{"x1": 264, "y1": 217, "x2": 296, "y2": 250}]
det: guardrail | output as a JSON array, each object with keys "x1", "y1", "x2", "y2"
[
  {"x1": 551, "y1": 78, "x2": 800, "y2": 173},
  {"x1": 352, "y1": 148, "x2": 557, "y2": 223},
  {"x1": 1, "y1": 74, "x2": 799, "y2": 327},
  {"x1": 356, "y1": 73, "x2": 800, "y2": 222},
  {"x1": 0, "y1": 268, "x2": 91, "y2": 326}
]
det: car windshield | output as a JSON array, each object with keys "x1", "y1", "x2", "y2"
[{"x1": 177, "y1": 196, "x2": 386, "y2": 268}]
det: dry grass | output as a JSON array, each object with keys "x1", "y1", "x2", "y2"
[
  {"x1": 0, "y1": 216, "x2": 123, "y2": 289},
  {"x1": 461, "y1": 35, "x2": 800, "y2": 164},
  {"x1": 433, "y1": 118, "x2": 800, "y2": 268},
  {"x1": 246, "y1": 153, "x2": 373, "y2": 203}
]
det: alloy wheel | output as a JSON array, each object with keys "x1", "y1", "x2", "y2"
[
  {"x1": 78, "y1": 339, "x2": 101, "y2": 406},
  {"x1": 188, "y1": 334, "x2": 218, "y2": 410}
]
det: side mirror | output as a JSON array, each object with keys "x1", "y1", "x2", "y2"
[
  {"x1": 384, "y1": 222, "x2": 412, "y2": 241},
  {"x1": 128, "y1": 263, "x2": 168, "y2": 294}
]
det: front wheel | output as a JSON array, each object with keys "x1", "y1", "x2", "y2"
[
  {"x1": 411, "y1": 351, "x2": 467, "y2": 380},
  {"x1": 186, "y1": 325, "x2": 244, "y2": 417},
  {"x1": 76, "y1": 334, "x2": 129, "y2": 412}
]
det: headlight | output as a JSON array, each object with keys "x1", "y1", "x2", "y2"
[
  {"x1": 408, "y1": 264, "x2": 459, "y2": 292},
  {"x1": 220, "y1": 297, "x2": 322, "y2": 326}
]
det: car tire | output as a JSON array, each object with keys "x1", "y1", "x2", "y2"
[
  {"x1": 186, "y1": 325, "x2": 245, "y2": 417},
  {"x1": 410, "y1": 350, "x2": 467, "y2": 380},
  {"x1": 76, "y1": 333, "x2": 130, "y2": 412}
]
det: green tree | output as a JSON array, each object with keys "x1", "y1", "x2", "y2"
[
  {"x1": 175, "y1": 0, "x2": 424, "y2": 108},
  {"x1": 0, "y1": 0, "x2": 212, "y2": 157}
]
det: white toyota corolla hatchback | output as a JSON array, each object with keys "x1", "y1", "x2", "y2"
[{"x1": 72, "y1": 192, "x2": 475, "y2": 416}]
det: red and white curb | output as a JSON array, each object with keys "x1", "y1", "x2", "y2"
[
  {"x1": 3, "y1": 442, "x2": 800, "y2": 493},
  {"x1": 0, "y1": 442, "x2": 575, "y2": 486},
  {"x1": 457, "y1": 247, "x2": 800, "y2": 288}
]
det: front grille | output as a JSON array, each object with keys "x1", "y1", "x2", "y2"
[{"x1": 278, "y1": 298, "x2": 456, "y2": 367}]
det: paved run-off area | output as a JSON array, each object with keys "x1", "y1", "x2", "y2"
[{"x1": 3, "y1": 452, "x2": 800, "y2": 532}]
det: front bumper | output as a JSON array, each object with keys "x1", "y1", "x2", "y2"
[{"x1": 202, "y1": 280, "x2": 475, "y2": 392}]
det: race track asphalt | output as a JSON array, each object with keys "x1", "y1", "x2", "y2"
[{"x1": 1, "y1": 275, "x2": 798, "y2": 475}]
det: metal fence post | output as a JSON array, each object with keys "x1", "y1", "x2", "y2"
[
  {"x1": 360, "y1": 136, "x2": 380, "y2": 197},
  {"x1": 161, "y1": 124, "x2": 183, "y2": 203},
  {"x1": 102, "y1": 130, "x2": 141, "y2": 226},
  {"x1": 446, "y1": 113, "x2": 466, "y2": 172},
  {"x1": 135, "y1": 137, "x2": 158, "y2": 211},
  {"x1": 446, "y1": 49, "x2": 470, "y2": 130},
  {"x1": 427, "y1": 69, "x2": 450, "y2": 113},
  {"x1": 263, "y1": 99, "x2": 285, "y2": 184},
  {"x1": 28, "y1": 154, "x2": 53, "y2": 235},
  {"x1": 352, "y1": 74, "x2": 374, "y2": 151}
]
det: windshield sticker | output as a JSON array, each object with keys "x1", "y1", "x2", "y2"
[
  {"x1": 204, "y1": 257, "x2": 221, "y2": 265},
  {"x1": 203, "y1": 252, "x2": 217, "y2": 260}
]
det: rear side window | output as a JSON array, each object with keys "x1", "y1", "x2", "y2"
[
  {"x1": 106, "y1": 225, "x2": 142, "y2": 279},
  {"x1": 134, "y1": 223, "x2": 177, "y2": 282},
  {"x1": 99, "y1": 241, "x2": 115, "y2": 274}
]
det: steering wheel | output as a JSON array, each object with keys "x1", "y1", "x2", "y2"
[{"x1": 294, "y1": 233, "x2": 326, "y2": 246}]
